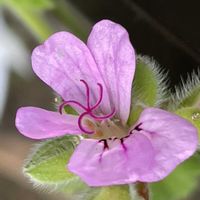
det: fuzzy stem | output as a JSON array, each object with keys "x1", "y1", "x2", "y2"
[{"x1": 136, "y1": 182, "x2": 150, "y2": 200}]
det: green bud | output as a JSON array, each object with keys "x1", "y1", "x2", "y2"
[
  {"x1": 168, "y1": 71, "x2": 200, "y2": 110},
  {"x1": 128, "y1": 55, "x2": 168, "y2": 125},
  {"x1": 150, "y1": 155, "x2": 200, "y2": 200}
]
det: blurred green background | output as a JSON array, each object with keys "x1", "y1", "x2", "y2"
[{"x1": 1, "y1": 0, "x2": 200, "y2": 199}]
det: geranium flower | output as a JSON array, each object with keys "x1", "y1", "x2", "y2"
[{"x1": 15, "y1": 20, "x2": 198, "y2": 187}]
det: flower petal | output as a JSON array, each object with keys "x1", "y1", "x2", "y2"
[
  {"x1": 68, "y1": 133, "x2": 154, "y2": 186},
  {"x1": 67, "y1": 108, "x2": 198, "y2": 186},
  {"x1": 15, "y1": 107, "x2": 81, "y2": 139},
  {"x1": 135, "y1": 107, "x2": 198, "y2": 182},
  {"x1": 32, "y1": 31, "x2": 110, "y2": 112},
  {"x1": 87, "y1": 20, "x2": 135, "y2": 123}
]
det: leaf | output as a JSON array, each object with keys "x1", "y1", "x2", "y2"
[
  {"x1": 128, "y1": 55, "x2": 168, "y2": 125},
  {"x1": 24, "y1": 135, "x2": 101, "y2": 199},
  {"x1": 24, "y1": 135, "x2": 80, "y2": 184},
  {"x1": 168, "y1": 70, "x2": 200, "y2": 110},
  {"x1": 150, "y1": 155, "x2": 200, "y2": 200},
  {"x1": 60, "y1": 178, "x2": 100, "y2": 200}
]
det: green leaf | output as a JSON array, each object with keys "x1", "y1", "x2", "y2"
[
  {"x1": 24, "y1": 135, "x2": 80, "y2": 184},
  {"x1": 128, "y1": 55, "x2": 168, "y2": 125},
  {"x1": 24, "y1": 135, "x2": 101, "y2": 199},
  {"x1": 93, "y1": 185, "x2": 132, "y2": 200},
  {"x1": 168, "y1": 71, "x2": 200, "y2": 110},
  {"x1": 60, "y1": 178, "x2": 100, "y2": 200},
  {"x1": 150, "y1": 155, "x2": 200, "y2": 200}
]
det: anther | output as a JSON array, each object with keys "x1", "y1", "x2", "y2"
[
  {"x1": 99, "y1": 139, "x2": 109, "y2": 150},
  {"x1": 120, "y1": 138, "x2": 127, "y2": 151},
  {"x1": 134, "y1": 123, "x2": 142, "y2": 131}
]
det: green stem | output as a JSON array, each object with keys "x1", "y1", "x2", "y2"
[{"x1": 4, "y1": 1, "x2": 53, "y2": 41}]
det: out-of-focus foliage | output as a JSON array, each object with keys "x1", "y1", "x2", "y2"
[
  {"x1": 0, "y1": 0, "x2": 54, "y2": 10},
  {"x1": 150, "y1": 155, "x2": 200, "y2": 200}
]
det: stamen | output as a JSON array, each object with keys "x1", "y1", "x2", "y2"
[
  {"x1": 120, "y1": 138, "x2": 127, "y2": 151},
  {"x1": 99, "y1": 139, "x2": 109, "y2": 150},
  {"x1": 90, "y1": 83, "x2": 103, "y2": 110},
  {"x1": 134, "y1": 123, "x2": 142, "y2": 131}
]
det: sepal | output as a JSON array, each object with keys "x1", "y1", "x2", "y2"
[
  {"x1": 128, "y1": 55, "x2": 168, "y2": 125},
  {"x1": 23, "y1": 135, "x2": 79, "y2": 185}
]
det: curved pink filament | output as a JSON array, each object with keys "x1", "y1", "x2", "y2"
[
  {"x1": 59, "y1": 100, "x2": 87, "y2": 114},
  {"x1": 80, "y1": 79, "x2": 90, "y2": 109},
  {"x1": 78, "y1": 112, "x2": 94, "y2": 134},
  {"x1": 59, "y1": 80, "x2": 116, "y2": 135},
  {"x1": 90, "y1": 83, "x2": 103, "y2": 110}
]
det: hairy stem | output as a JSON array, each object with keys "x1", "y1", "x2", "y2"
[{"x1": 136, "y1": 182, "x2": 150, "y2": 200}]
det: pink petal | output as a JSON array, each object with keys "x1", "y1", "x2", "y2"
[
  {"x1": 15, "y1": 107, "x2": 81, "y2": 139},
  {"x1": 32, "y1": 31, "x2": 110, "y2": 113},
  {"x1": 87, "y1": 20, "x2": 135, "y2": 123},
  {"x1": 67, "y1": 108, "x2": 198, "y2": 186},
  {"x1": 68, "y1": 133, "x2": 154, "y2": 186},
  {"x1": 135, "y1": 107, "x2": 198, "y2": 182}
]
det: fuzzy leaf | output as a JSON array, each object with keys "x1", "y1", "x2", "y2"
[
  {"x1": 169, "y1": 71, "x2": 200, "y2": 110},
  {"x1": 60, "y1": 178, "x2": 100, "y2": 200},
  {"x1": 24, "y1": 135, "x2": 79, "y2": 184},
  {"x1": 175, "y1": 106, "x2": 200, "y2": 140},
  {"x1": 128, "y1": 55, "x2": 168, "y2": 125},
  {"x1": 150, "y1": 155, "x2": 200, "y2": 200}
]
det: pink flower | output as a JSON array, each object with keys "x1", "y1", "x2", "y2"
[{"x1": 15, "y1": 20, "x2": 198, "y2": 187}]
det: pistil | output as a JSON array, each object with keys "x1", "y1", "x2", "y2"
[{"x1": 59, "y1": 80, "x2": 115, "y2": 134}]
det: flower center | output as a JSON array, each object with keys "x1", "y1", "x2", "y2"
[
  {"x1": 83, "y1": 118, "x2": 128, "y2": 139},
  {"x1": 59, "y1": 80, "x2": 124, "y2": 138}
]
